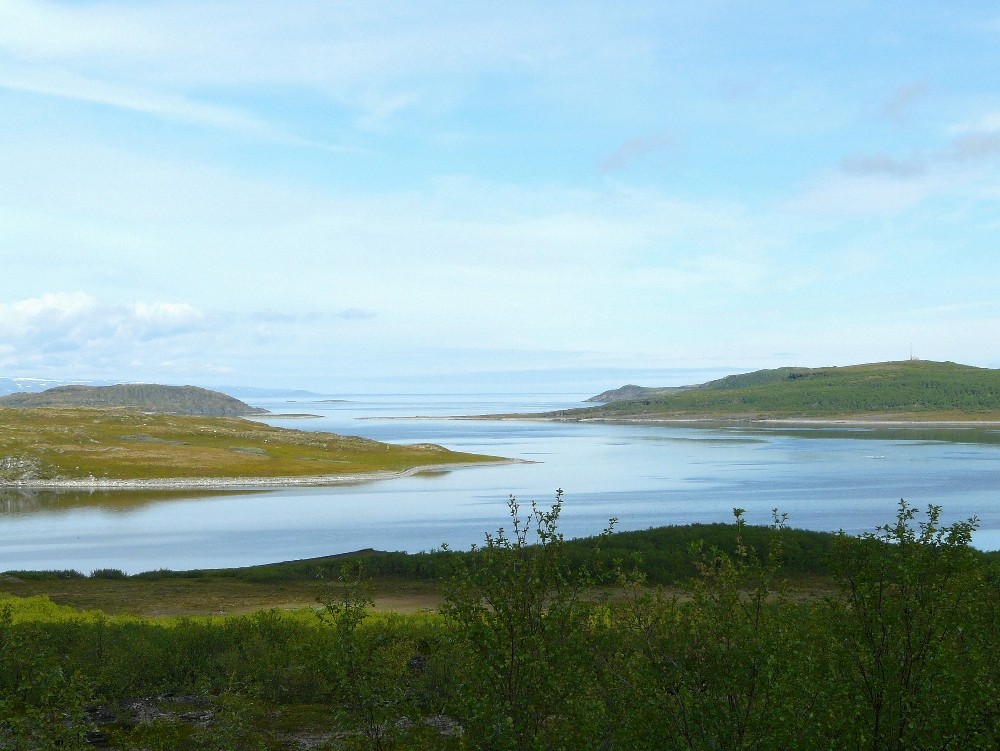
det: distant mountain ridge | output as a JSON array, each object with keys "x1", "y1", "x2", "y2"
[{"x1": 0, "y1": 384, "x2": 267, "y2": 417}]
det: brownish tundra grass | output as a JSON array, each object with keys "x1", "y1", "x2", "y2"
[{"x1": 0, "y1": 407, "x2": 502, "y2": 481}]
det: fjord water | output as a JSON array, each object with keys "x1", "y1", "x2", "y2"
[{"x1": 3, "y1": 393, "x2": 1000, "y2": 574}]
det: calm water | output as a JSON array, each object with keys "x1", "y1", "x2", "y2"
[{"x1": 3, "y1": 393, "x2": 1000, "y2": 574}]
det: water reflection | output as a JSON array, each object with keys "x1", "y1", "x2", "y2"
[
  {"x1": 0, "y1": 488, "x2": 249, "y2": 516},
  {"x1": 729, "y1": 424, "x2": 1000, "y2": 445}
]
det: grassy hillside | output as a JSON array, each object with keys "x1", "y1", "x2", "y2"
[
  {"x1": 557, "y1": 360, "x2": 1000, "y2": 420},
  {"x1": 0, "y1": 383, "x2": 267, "y2": 417},
  {"x1": 0, "y1": 407, "x2": 501, "y2": 482}
]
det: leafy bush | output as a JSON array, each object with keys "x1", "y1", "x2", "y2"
[
  {"x1": 441, "y1": 490, "x2": 617, "y2": 750},
  {"x1": 89, "y1": 568, "x2": 127, "y2": 579}
]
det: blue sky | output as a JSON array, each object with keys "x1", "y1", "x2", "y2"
[{"x1": 1, "y1": 1, "x2": 999, "y2": 392}]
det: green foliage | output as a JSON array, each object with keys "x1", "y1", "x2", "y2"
[
  {"x1": 2, "y1": 569, "x2": 86, "y2": 580},
  {"x1": 0, "y1": 606, "x2": 94, "y2": 750},
  {"x1": 89, "y1": 567, "x2": 127, "y2": 579},
  {"x1": 2, "y1": 496, "x2": 999, "y2": 748},
  {"x1": 318, "y1": 564, "x2": 414, "y2": 750},
  {"x1": 613, "y1": 509, "x2": 800, "y2": 750},
  {"x1": 819, "y1": 501, "x2": 997, "y2": 750},
  {"x1": 442, "y1": 490, "x2": 616, "y2": 750},
  {"x1": 178, "y1": 522, "x2": 838, "y2": 590}
]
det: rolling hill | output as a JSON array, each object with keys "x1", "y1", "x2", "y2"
[
  {"x1": 555, "y1": 360, "x2": 1000, "y2": 421},
  {"x1": 0, "y1": 384, "x2": 267, "y2": 417}
]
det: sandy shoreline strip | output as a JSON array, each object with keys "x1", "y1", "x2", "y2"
[{"x1": 1, "y1": 460, "x2": 519, "y2": 491}]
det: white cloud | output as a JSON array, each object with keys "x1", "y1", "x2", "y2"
[
  {"x1": 0, "y1": 292, "x2": 98, "y2": 339},
  {"x1": 0, "y1": 293, "x2": 209, "y2": 362},
  {"x1": 131, "y1": 302, "x2": 206, "y2": 340}
]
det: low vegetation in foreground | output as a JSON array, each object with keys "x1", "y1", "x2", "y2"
[
  {"x1": 548, "y1": 359, "x2": 1000, "y2": 421},
  {"x1": 0, "y1": 407, "x2": 501, "y2": 483},
  {"x1": 2, "y1": 496, "x2": 1000, "y2": 749}
]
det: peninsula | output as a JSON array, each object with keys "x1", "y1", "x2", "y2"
[
  {"x1": 534, "y1": 360, "x2": 1000, "y2": 423},
  {"x1": 0, "y1": 406, "x2": 504, "y2": 488}
]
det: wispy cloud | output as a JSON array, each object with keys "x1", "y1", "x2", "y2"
[
  {"x1": 787, "y1": 111, "x2": 1000, "y2": 218},
  {"x1": 949, "y1": 131, "x2": 1000, "y2": 161},
  {"x1": 840, "y1": 153, "x2": 925, "y2": 178},
  {"x1": 0, "y1": 1, "x2": 673, "y2": 140},
  {"x1": 0, "y1": 66, "x2": 274, "y2": 135},
  {"x1": 879, "y1": 81, "x2": 929, "y2": 125},
  {"x1": 780, "y1": 169, "x2": 935, "y2": 218},
  {"x1": 599, "y1": 132, "x2": 675, "y2": 174}
]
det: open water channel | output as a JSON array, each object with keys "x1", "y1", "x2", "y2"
[{"x1": 3, "y1": 393, "x2": 1000, "y2": 574}]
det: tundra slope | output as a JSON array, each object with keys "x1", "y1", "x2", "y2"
[{"x1": 551, "y1": 360, "x2": 1000, "y2": 422}]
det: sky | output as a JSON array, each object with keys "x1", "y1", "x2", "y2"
[{"x1": 1, "y1": 1, "x2": 999, "y2": 393}]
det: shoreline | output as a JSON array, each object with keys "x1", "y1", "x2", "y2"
[
  {"x1": 0, "y1": 460, "x2": 519, "y2": 491},
  {"x1": 470, "y1": 414, "x2": 1000, "y2": 428}
]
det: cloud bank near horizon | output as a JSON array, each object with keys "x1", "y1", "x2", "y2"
[{"x1": 2, "y1": 2, "x2": 999, "y2": 390}]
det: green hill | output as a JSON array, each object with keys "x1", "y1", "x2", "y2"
[
  {"x1": 0, "y1": 384, "x2": 267, "y2": 417},
  {"x1": 557, "y1": 360, "x2": 1000, "y2": 421}
]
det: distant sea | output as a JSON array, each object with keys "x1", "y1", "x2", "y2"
[{"x1": 3, "y1": 392, "x2": 1000, "y2": 574}]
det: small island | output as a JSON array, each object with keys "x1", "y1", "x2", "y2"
[{"x1": 537, "y1": 360, "x2": 1000, "y2": 423}]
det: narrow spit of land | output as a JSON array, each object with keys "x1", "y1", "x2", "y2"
[{"x1": 0, "y1": 407, "x2": 507, "y2": 487}]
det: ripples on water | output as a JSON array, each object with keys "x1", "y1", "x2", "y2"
[{"x1": 3, "y1": 393, "x2": 1000, "y2": 573}]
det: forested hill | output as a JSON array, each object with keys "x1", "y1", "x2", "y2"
[
  {"x1": 560, "y1": 360, "x2": 1000, "y2": 420},
  {"x1": 0, "y1": 384, "x2": 268, "y2": 417}
]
